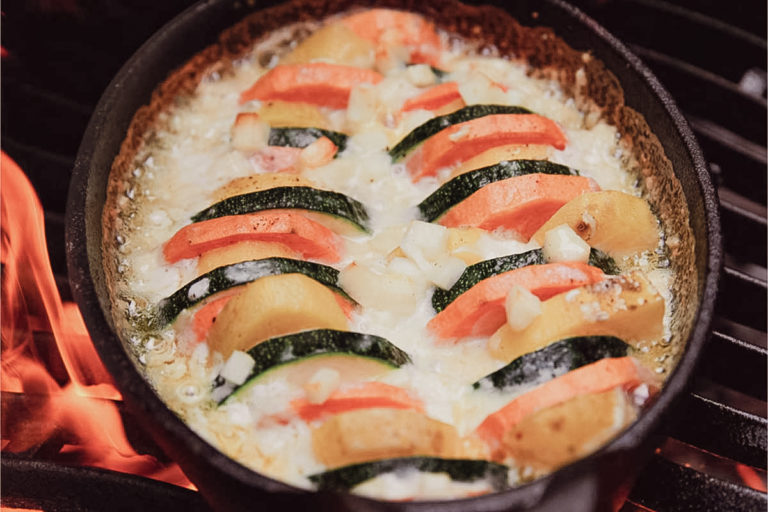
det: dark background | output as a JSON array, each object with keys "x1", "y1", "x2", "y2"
[{"x1": 1, "y1": 2, "x2": 765, "y2": 510}]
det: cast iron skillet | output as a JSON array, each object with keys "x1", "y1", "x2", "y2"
[{"x1": 66, "y1": 0, "x2": 722, "y2": 510}]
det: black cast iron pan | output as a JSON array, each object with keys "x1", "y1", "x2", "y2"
[{"x1": 66, "y1": 1, "x2": 722, "y2": 510}]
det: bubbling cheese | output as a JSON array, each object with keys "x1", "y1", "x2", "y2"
[{"x1": 107, "y1": 9, "x2": 674, "y2": 500}]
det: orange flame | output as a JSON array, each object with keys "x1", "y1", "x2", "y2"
[{"x1": 0, "y1": 152, "x2": 193, "y2": 488}]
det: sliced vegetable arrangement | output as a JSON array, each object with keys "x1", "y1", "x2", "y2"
[
  {"x1": 190, "y1": 186, "x2": 370, "y2": 233},
  {"x1": 417, "y1": 160, "x2": 579, "y2": 222},
  {"x1": 163, "y1": 211, "x2": 343, "y2": 263},
  {"x1": 404, "y1": 114, "x2": 568, "y2": 180},
  {"x1": 434, "y1": 173, "x2": 596, "y2": 239},
  {"x1": 427, "y1": 262, "x2": 606, "y2": 340},
  {"x1": 475, "y1": 357, "x2": 657, "y2": 449},
  {"x1": 291, "y1": 382, "x2": 423, "y2": 422},
  {"x1": 309, "y1": 457, "x2": 509, "y2": 492},
  {"x1": 240, "y1": 62, "x2": 383, "y2": 108},
  {"x1": 154, "y1": 257, "x2": 350, "y2": 326},
  {"x1": 473, "y1": 336, "x2": 632, "y2": 391},
  {"x1": 431, "y1": 248, "x2": 618, "y2": 312},
  {"x1": 388, "y1": 104, "x2": 533, "y2": 161},
  {"x1": 268, "y1": 127, "x2": 348, "y2": 152},
  {"x1": 120, "y1": 7, "x2": 675, "y2": 502},
  {"x1": 216, "y1": 329, "x2": 412, "y2": 404}
]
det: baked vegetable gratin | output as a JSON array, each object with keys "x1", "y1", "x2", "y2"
[{"x1": 102, "y1": 3, "x2": 696, "y2": 500}]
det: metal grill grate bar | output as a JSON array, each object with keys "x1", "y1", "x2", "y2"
[
  {"x1": 629, "y1": 46, "x2": 767, "y2": 145},
  {"x1": 629, "y1": 455, "x2": 767, "y2": 511},
  {"x1": 718, "y1": 187, "x2": 767, "y2": 226},
  {"x1": 577, "y1": 0, "x2": 767, "y2": 84},
  {"x1": 702, "y1": 318, "x2": 768, "y2": 401},
  {"x1": 670, "y1": 383, "x2": 767, "y2": 470},
  {"x1": 659, "y1": 0, "x2": 766, "y2": 37}
]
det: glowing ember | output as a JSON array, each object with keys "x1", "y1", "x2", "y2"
[{"x1": 0, "y1": 152, "x2": 193, "y2": 489}]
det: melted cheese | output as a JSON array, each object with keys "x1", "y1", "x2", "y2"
[{"x1": 109, "y1": 11, "x2": 673, "y2": 500}]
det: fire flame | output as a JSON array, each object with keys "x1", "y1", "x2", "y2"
[{"x1": 0, "y1": 152, "x2": 192, "y2": 488}]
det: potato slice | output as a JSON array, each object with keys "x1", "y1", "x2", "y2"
[
  {"x1": 213, "y1": 174, "x2": 314, "y2": 203},
  {"x1": 207, "y1": 273, "x2": 347, "y2": 357},
  {"x1": 258, "y1": 100, "x2": 330, "y2": 130},
  {"x1": 281, "y1": 22, "x2": 375, "y2": 68},
  {"x1": 489, "y1": 272, "x2": 664, "y2": 362},
  {"x1": 312, "y1": 408, "x2": 479, "y2": 467},
  {"x1": 197, "y1": 240, "x2": 300, "y2": 275},
  {"x1": 531, "y1": 190, "x2": 659, "y2": 258},
  {"x1": 499, "y1": 388, "x2": 636, "y2": 472},
  {"x1": 449, "y1": 144, "x2": 551, "y2": 178}
]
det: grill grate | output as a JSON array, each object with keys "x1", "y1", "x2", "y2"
[
  {"x1": 577, "y1": 1, "x2": 767, "y2": 510},
  {"x1": 1, "y1": 0, "x2": 766, "y2": 510}
]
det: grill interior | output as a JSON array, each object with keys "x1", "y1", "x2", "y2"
[{"x1": 2, "y1": 0, "x2": 766, "y2": 510}]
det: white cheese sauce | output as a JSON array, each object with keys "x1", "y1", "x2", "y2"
[{"x1": 110, "y1": 12, "x2": 672, "y2": 498}]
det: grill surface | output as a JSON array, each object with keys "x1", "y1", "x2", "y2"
[{"x1": 2, "y1": 1, "x2": 766, "y2": 510}]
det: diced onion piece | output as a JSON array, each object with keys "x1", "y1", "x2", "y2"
[
  {"x1": 300, "y1": 136, "x2": 338, "y2": 169},
  {"x1": 388, "y1": 257, "x2": 423, "y2": 280},
  {"x1": 339, "y1": 263, "x2": 426, "y2": 314},
  {"x1": 427, "y1": 255, "x2": 467, "y2": 289},
  {"x1": 542, "y1": 224, "x2": 591, "y2": 263},
  {"x1": 505, "y1": 284, "x2": 542, "y2": 331},
  {"x1": 304, "y1": 368, "x2": 342, "y2": 404},
  {"x1": 211, "y1": 384, "x2": 234, "y2": 403},
  {"x1": 370, "y1": 225, "x2": 408, "y2": 254},
  {"x1": 400, "y1": 220, "x2": 449, "y2": 267},
  {"x1": 347, "y1": 84, "x2": 380, "y2": 127},
  {"x1": 231, "y1": 113, "x2": 269, "y2": 152},
  {"x1": 348, "y1": 130, "x2": 390, "y2": 154},
  {"x1": 220, "y1": 350, "x2": 256, "y2": 386},
  {"x1": 405, "y1": 64, "x2": 436, "y2": 87}
]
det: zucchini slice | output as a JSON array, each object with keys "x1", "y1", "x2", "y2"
[
  {"x1": 154, "y1": 258, "x2": 348, "y2": 326},
  {"x1": 432, "y1": 249, "x2": 619, "y2": 312},
  {"x1": 588, "y1": 248, "x2": 620, "y2": 275},
  {"x1": 432, "y1": 250, "x2": 544, "y2": 312},
  {"x1": 309, "y1": 457, "x2": 509, "y2": 492},
  {"x1": 217, "y1": 329, "x2": 411, "y2": 404},
  {"x1": 268, "y1": 126, "x2": 348, "y2": 152},
  {"x1": 429, "y1": 66, "x2": 448, "y2": 80},
  {"x1": 190, "y1": 186, "x2": 370, "y2": 233},
  {"x1": 473, "y1": 336, "x2": 631, "y2": 391},
  {"x1": 417, "y1": 160, "x2": 578, "y2": 223},
  {"x1": 388, "y1": 104, "x2": 532, "y2": 161}
]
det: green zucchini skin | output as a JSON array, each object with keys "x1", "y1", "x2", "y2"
[
  {"x1": 472, "y1": 336, "x2": 631, "y2": 391},
  {"x1": 268, "y1": 127, "x2": 348, "y2": 152},
  {"x1": 588, "y1": 247, "x2": 620, "y2": 275},
  {"x1": 417, "y1": 160, "x2": 579, "y2": 223},
  {"x1": 429, "y1": 66, "x2": 448, "y2": 80},
  {"x1": 218, "y1": 329, "x2": 411, "y2": 404},
  {"x1": 388, "y1": 104, "x2": 533, "y2": 161},
  {"x1": 309, "y1": 457, "x2": 509, "y2": 492},
  {"x1": 431, "y1": 249, "x2": 619, "y2": 312},
  {"x1": 190, "y1": 186, "x2": 370, "y2": 232},
  {"x1": 432, "y1": 249, "x2": 545, "y2": 312},
  {"x1": 153, "y1": 258, "x2": 348, "y2": 327}
]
